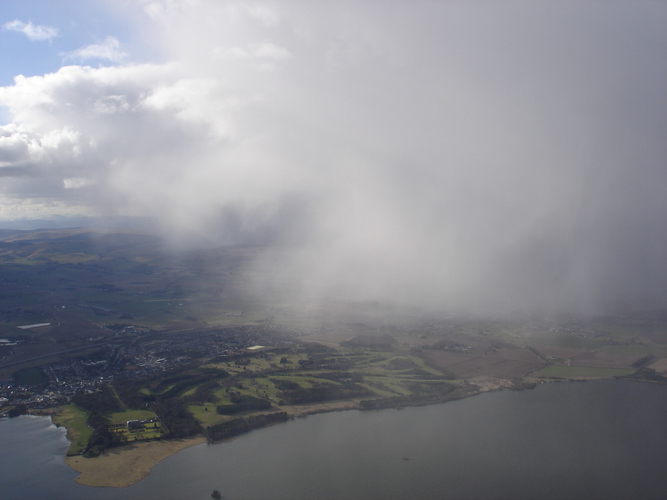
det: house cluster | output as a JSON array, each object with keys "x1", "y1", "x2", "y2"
[{"x1": 0, "y1": 326, "x2": 294, "y2": 415}]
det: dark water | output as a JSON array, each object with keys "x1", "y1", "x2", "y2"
[{"x1": 1, "y1": 380, "x2": 666, "y2": 500}]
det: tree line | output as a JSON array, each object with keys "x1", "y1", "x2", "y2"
[{"x1": 206, "y1": 412, "x2": 290, "y2": 442}]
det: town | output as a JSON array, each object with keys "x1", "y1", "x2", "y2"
[{"x1": 0, "y1": 325, "x2": 288, "y2": 416}]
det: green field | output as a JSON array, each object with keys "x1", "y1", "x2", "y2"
[
  {"x1": 536, "y1": 365, "x2": 634, "y2": 379},
  {"x1": 600, "y1": 344, "x2": 667, "y2": 357},
  {"x1": 188, "y1": 404, "x2": 234, "y2": 427},
  {"x1": 109, "y1": 409, "x2": 157, "y2": 425},
  {"x1": 177, "y1": 346, "x2": 467, "y2": 430},
  {"x1": 52, "y1": 404, "x2": 92, "y2": 456},
  {"x1": 13, "y1": 367, "x2": 47, "y2": 386}
]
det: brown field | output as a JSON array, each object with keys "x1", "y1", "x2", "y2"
[
  {"x1": 447, "y1": 339, "x2": 493, "y2": 355},
  {"x1": 422, "y1": 350, "x2": 472, "y2": 368},
  {"x1": 423, "y1": 350, "x2": 542, "y2": 379},
  {"x1": 492, "y1": 348, "x2": 542, "y2": 363},
  {"x1": 529, "y1": 345, "x2": 588, "y2": 359},
  {"x1": 469, "y1": 376, "x2": 515, "y2": 391},
  {"x1": 392, "y1": 335, "x2": 434, "y2": 348},
  {"x1": 154, "y1": 318, "x2": 208, "y2": 332},
  {"x1": 649, "y1": 358, "x2": 667, "y2": 374},
  {"x1": 454, "y1": 357, "x2": 542, "y2": 379},
  {"x1": 65, "y1": 436, "x2": 206, "y2": 488},
  {"x1": 637, "y1": 331, "x2": 667, "y2": 345},
  {"x1": 298, "y1": 335, "x2": 345, "y2": 347},
  {"x1": 47, "y1": 318, "x2": 108, "y2": 341},
  {"x1": 569, "y1": 350, "x2": 642, "y2": 369}
]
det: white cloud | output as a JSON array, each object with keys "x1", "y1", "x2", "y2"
[
  {"x1": 213, "y1": 43, "x2": 291, "y2": 62},
  {"x1": 63, "y1": 177, "x2": 93, "y2": 189},
  {"x1": 3, "y1": 20, "x2": 59, "y2": 41},
  {"x1": 0, "y1": 124, "x2": 81, "y2": 166},
  {"x1": 0, "y1": 125, "x2": 35, "y2": 164},
  {"x1": 246, "y1": 4, "x2": 280, "y2": 27},
  {"x1": 0, "y1": 195, "x2": 90, "y2": 220},
  {"x1": 0, "y1": 1, "x2": 665, "y2": 314},
  {"x1": 93, "y1": 95, "x2": 131, "y2": 114},
  {"x1": 140, "y1": 0, "x2": 193, "y2": 19},
  {"x1": 62, "y1": 37, "x2": 127, "y2": 63},
  {"x1": 0, "y1": 59, "x2": 276, "y2": 223}
]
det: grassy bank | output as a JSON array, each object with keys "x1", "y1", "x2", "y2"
[{"x1": 52, "y1": 404, "x2": 92, "y2": 456}]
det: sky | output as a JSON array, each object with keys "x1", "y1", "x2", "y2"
[{"x1": 0, "y1": 0, "x2": 666, "y2": 316}]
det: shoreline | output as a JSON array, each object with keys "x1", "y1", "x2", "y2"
[
  {"x1": 56, "y1": 378, "x2": 516, "y2": 488},
  {"x1": 64, "y1": 436, "x2": 206, "y2": 488},
  {"x1": 58, "y1": 374, "x2": 653, "y2": 489},
  {"x1": 58, "y1": 388, "x2": 481, "y2": 488}
]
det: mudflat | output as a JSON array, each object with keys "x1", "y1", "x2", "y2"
[{"x1": 64, "y1": 436, "x2": 206, "y2": 488}]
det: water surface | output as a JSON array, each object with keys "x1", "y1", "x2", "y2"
[{"x1": 1, "y1": 379, "x2": 665, "y2": 500}]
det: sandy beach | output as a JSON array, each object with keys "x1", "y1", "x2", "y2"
[{"x1": 64, "y1": 436, "x2": 207, "y2": 488}]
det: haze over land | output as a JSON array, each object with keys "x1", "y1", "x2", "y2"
[{"x1": 1, "y1": 1, "x2": 666, "y2": 316}]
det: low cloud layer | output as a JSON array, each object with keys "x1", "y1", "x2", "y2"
[{"x1": 1, "y1": 1, "x2": 666, "y2": 315}]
